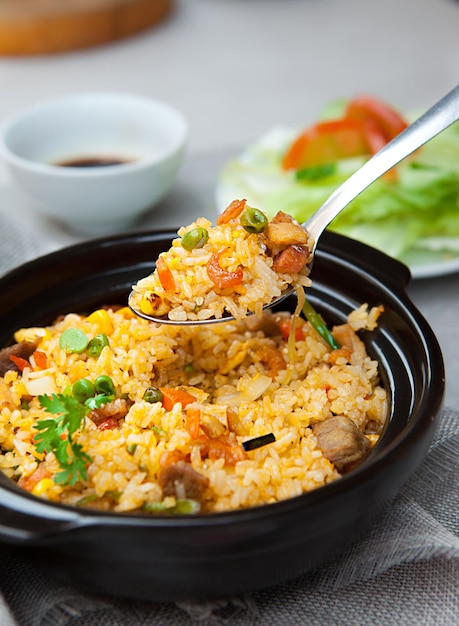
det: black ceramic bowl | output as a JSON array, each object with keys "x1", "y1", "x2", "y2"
[{"x1": 0, "y1": 230, "x2": 445, "y2": 601}]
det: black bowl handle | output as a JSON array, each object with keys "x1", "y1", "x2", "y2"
[
  {"x1": 0, "y1": 488, "x2": 83, "y2": 543},
  {"x1": 318, "y1": 231, "x2": 412, "y2": 295}
]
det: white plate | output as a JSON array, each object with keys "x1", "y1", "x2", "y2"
[
  {"x1": 401, "y1": 249, "x2": 459, "y2": 279},
  {"x1": 215, "y1": 126, "x2": 459, "y2": 282},
  {"x1": 216, "y1": 182, "x2": 459, "y2": 281}
]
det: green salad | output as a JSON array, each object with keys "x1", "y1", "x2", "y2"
[{"x1": 216, "y1": 97, "x2": 459, "y2": 272}]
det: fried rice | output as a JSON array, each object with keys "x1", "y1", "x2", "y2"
[
  {"x1": 130, "y1": 199, "x2": 313, "y2": 322},
  {"x1": 0, "y1": 302, "x2": 387, "y2": 514}
]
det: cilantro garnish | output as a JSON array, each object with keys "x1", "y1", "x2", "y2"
[{"x1": 35, "y1": 394, "x2": 92, "y2": 486}]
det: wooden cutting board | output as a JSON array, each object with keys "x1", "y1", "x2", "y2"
[{"x1": 0, "y1": 0, "x2": 175, "y2": 55}]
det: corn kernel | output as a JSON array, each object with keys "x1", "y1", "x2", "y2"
[
  {"x1": 140, "y1": 293, "x2": 169, "y2": 317},
  {"x1": 87, "y1": 309, "x2": 114, "y2": 335},
  {"x1": 117, "y1": 307, "x2": 136, "y2": 319},
  {"x1": 31, "y1": 477, "x2": 56, "y2": 498},
  {"x1": 14, "y1": 327, "x2": 50, "y2": 343}
]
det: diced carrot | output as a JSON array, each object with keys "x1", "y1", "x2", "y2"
[
  {"x1": 156, "y1": 256, "x2": 176, "y2": 292},
  {"x1": 9, "y1": 355, "x2": 30, "y2": 372},
  {"x1": 18, "y1": 465, "x2": 50, "y2": 491},
  {"x1": 160, "y1": 388, "x2": 196, "y2": 411},
  {"x1": 278, "y1": 318, "x2": 305, "y2": 342},
  {"x1": 32, "y1": 350, "x2": 47, "y2": 370},
  {"x1": 185, "y1": 406, "x2": 201, "y2": 439}
]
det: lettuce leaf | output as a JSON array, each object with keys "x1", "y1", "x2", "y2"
[{"x1": 216, "y1": 115, "x2": 459, "y2": 267}]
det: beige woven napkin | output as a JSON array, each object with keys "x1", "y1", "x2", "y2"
[
  {"x1": 0, "y1": 211, "x2": 46, "y2": 277},
  {"x1": 0, "y1": 407, "x2": 457, "y2": 626}
]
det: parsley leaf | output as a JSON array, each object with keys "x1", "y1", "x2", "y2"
[{"x1": 35, "y1": 393, "x2": 92, "y2": 486}]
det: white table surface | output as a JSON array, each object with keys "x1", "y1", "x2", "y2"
[
  {"x1": 0, "y1": 0, "x2": 458, "y2": 409},
  {"x1": 0, "y1": 4, "x2": 458, "y2": 624}
]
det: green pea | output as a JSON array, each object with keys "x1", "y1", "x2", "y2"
[
  {"x1": 143, "y1": 386, "x2": 163, "y2": 404},
  {"x1": 94, "y1": 375, "x2": 115, "y2": 397},
  {"x1": 72, "y1": 378, "x2": 96, "y2": 403},
  {"x1": 59, "y1": 328, "x2": 89, "y2": 354},
  {"x1": 87, "y1": 333, "x2": 109, "y2": 357},
  {"x1": 142, "y1": 499, "x2": 200, "y2": 515},
  {"x1": 181, "y1": 227, "x2": 209, "y2": 251},
  {"x1": 171, "y1": 499, "x2": 201, "y2": 515},
  {"x1": 62, "y1": 384, "x2": 73, "y2": 396},
  {"x1": 240, "y1": 207, "x2": 268, "y2": 234}
]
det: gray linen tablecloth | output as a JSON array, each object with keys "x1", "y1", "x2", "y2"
[
  {"x1": 0, "y1": 406, "x2": 456, "y2": 626},
  {"x1": 0, "y1": 209, "x2": 458, "y2": 626}
]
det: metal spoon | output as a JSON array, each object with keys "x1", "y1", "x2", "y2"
[{"x1": 129, "y1": 84, "x2": 459, "y2": 325}]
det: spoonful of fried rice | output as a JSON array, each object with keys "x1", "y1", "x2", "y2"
[{"x1": 129, "y1": 84, "x2": 459, "y2": 326}]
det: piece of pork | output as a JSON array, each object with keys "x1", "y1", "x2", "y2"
[
  {"x1": 243, "y1": 311, "x2": 281, "y2": 337},
  {"x1": 158, "y1": 461, "x2": 209, "y2": 501},
  {"x1": 0, "y1": 341, "x2": 38, "y2": 375},
  {"x1": 88, "y1": 398, "x2": 130, "y2": 427},
  {"x1": 312, "y1": 415, "x2": 371, "y2": 473}
]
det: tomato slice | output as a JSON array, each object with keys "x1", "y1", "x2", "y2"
[
  {"x1": 282, "y1": 96, "x2": 408, "y2": 172},
  {"x1": 345, "y1": 95, "x2": 408, "y2": 142},
  {"x1": 282, "y1": 118, "x2": 371, "y2": 171}
]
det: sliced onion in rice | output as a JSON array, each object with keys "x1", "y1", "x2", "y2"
[{"x1": 240, "y1": 374, "x2": 272, "y2": 402}]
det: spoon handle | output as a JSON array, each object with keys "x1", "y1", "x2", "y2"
[{"x1": 304, "y1": 84, "x2": 459, "y2": 249}]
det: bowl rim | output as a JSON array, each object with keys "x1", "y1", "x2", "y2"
[
  {"x1": 0, "y1": 91, "x2": 189, "y2": 177},
  {"x1": 0, "y1": 229, "x2": 445, "y2": 532}
]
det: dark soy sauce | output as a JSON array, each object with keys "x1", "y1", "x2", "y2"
[{"x1": 54, "y1": 156, "x2": 135, "y2": 168}]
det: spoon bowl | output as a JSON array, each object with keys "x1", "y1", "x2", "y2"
[{"x1": 129, "y1": 84, "x2": 459, "y2": 326}]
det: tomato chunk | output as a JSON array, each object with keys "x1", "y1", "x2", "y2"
[
  {"x1": 282, "y1": 96, "x2": 408, "y2": 172},
  {"x1": 345, "y1": 95, "x2": 408, "y2": 141},
  {"x1": 282, "y1": 119, "x2": 370, "y2": 171}
]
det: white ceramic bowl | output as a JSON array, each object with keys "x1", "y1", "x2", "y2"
[{"x1": 0, "y1": 92, "x2": 188, "y2": 235}]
